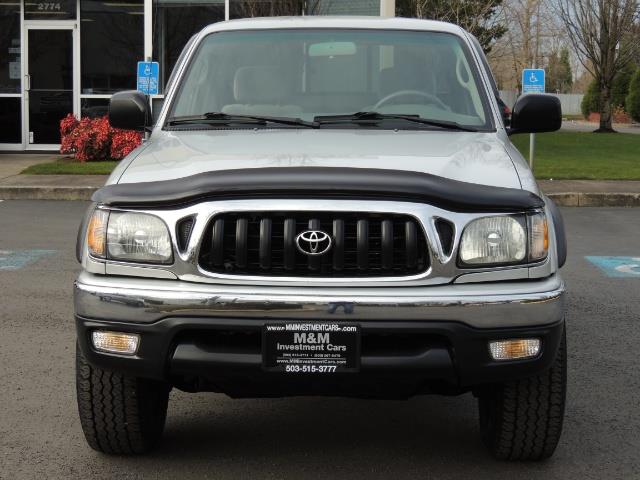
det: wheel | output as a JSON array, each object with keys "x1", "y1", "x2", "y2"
[
  {"x1": 478, "y1": 326, "x2": 567, "y2": 460},
  {"x1": 75, "y1": 343, "x2": 170, "y2": 454}
]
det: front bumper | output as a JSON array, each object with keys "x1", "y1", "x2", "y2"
[
  {"x1": 75, "y1": 272, "x2": 566, "y2": 397},
  {"x1": 75, "y1": 271, "x2": 564, "y2": 329}
]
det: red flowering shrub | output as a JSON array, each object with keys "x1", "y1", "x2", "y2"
[
  {"x1": 59, "y1": 114, "x2": 142, "y2": 162},
  {"x1": 111, "y1": 129, "x2": 143, "y2": 159},
  {"x1": 60, "y1": 114, "x2": 80, "y2": 155}
]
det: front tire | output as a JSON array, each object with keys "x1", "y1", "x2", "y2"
[
  {"x1": 75, "y1": 343, "x2": 170, "y2": 454},
  {"x1": 478, "y1": 327, "x2": 567, "y2": 460}
]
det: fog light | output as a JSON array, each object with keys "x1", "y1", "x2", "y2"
[
  {"x1": 489, "y1": 338, "x2": 541, "y2": 360},
  {"x1": 92, "y1": 331, "x2": 140, "y2": 355}
]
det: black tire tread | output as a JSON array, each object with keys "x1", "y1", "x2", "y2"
[
  {"x1": 76, "y1": 344, "x2": 169, "y2": 454},
  {"x1": 479, "y1": 327, "x2": 567, "y2": 461}
]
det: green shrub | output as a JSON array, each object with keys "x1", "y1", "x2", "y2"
[
  {"x1": 612, "y1": 64, "x2": 635, "y2": 108},
  {"x1": 626, "y1": 68, "x2": 640, "y2": 122},
  {"x1": 581, "y1": 80, "x2": 600, "y2": 118}
]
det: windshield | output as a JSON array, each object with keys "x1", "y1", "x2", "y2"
[{"x1": 168, "y1": 29, "x2": 493, "y2": 130}]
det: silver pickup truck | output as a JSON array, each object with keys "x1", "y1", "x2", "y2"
[{"x1": 74, "y1": 17, "x2": 567, "y2": 460}]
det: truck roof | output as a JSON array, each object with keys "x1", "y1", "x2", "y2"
[{"x1": 201, "y1": 16, "x2": 467, "y2": 36}]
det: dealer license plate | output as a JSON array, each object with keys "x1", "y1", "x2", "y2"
[{"x1": 262, "y1": 322, "x2": 360, "y2": 373}]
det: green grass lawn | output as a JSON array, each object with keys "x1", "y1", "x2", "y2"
[
  {"x1": 21, "y1": 158, "x2": 119, "y2": 175},
  {"x1": 511, "y1": 131, "x2": 640, "y2": 180}
]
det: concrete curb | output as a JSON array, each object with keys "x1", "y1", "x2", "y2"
[
  {"x1": 547, "y1": 192, "x2": 640, "y2": 207},
  {"x1": 0, "y1": 186, "x2": 97, "y2": 201},
  {"x1": 1, "y1": 186, "x2": 640, "y2": 206}
]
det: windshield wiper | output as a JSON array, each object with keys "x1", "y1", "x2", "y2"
[
  {"x1": 314, "y1": 112, "x2": 479, "y2": 132},
  {"x1": 166, "y1": 112, "x2": 318, "y2": 128}
]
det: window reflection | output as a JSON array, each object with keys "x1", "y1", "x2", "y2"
[
  {"x1": 153, "y1": 0, "x2": 225, "y2": 93},
  {"x1": 229, "y1": 0, "x2": 380, "y2": 18},
  {"x1": 0, "y1": 98, "x2": 21, "y2": 143},
  {"x1": 81, "y1": 0, "x2": 144, "y2": 94},
  {"x1": 24, "y1": 0, "x2": 77, "y2": 20},
  {"x1": 0, "y1": 0, "x2": 21, "y2": 94},
  {"x1": 81, "y1": 97, "x2": 110, "y2": 118}
]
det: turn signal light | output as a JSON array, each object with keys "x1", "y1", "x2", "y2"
[
  {"x1": 92, "y1": 331, "x2": 140, "y2": 355},
  {"x1": 87, "y1": 209, "x2": 109, "y2": 258},
  {"x1": 489, "y1": 339, "x2": 541, "y2": 361}
]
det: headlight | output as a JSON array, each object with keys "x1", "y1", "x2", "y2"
[
  {"x1": 459, "y1": 215, "x2": 526, "y2": 266},
  {"x1": 459, "y1": 213, "x2": 548, "y2": 266},
  {"x1": 87, "y1": 210, "x2": 173, "y2": 264}
]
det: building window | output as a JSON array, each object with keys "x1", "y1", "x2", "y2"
[
  {"x1": 0, "y1": 0, "x2": 21, "y2": 144},
  {"x1": 154, "y1": 0, "x2": 225, "y2": 93},
  {"x1": 229, "y1": 0, "x2": 380, "y2": 18},
  {"x1": 0, "y1": 97, "x2": 21, "y2": 143},
  {"x1": 80, "y1": 0, "x2": 144, "y2": 94},
  {"x1": 307, "y1": 0, "x2": 379, "y2": 15},
  {"x1": 229, "y1": 0, "x2": 303, "y2": 18},
  {"x1": 81, "y1": 97, "x2": 110, "y2": 118},
  {"x1": 24, "y1": 0, "x2": 77, "y2": 20},
  {"x1": 0, "y1": 0, "x2": 20, "y2": 94}
]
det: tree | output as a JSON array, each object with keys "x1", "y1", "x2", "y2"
[
  {"x1": 396, "y1": 0, "x2": 507, "y2": 52},
  {"x1": 580, "y1": 64, "x2": 636, "y2": 117},
  {"x1": 547, "y1": 47, "x2": 574, "y2": 93},
  {"x1": 558, "y1": 0, "x2": 640, "y2": 132},
  {"x1": 627, "y1": 67, "x2": 640, "y2": 121},
  {"x1": 488, "y1": 0, "x2": 565, "y2": 91}
]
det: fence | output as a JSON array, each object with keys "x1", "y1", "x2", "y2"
[{"x1": 499, "y1": 91, "x2": 584, "y2": 116}]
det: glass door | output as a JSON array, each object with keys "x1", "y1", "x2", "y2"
[{"x1": 26, "y1": 27, "x2": 75, "y2": 147}]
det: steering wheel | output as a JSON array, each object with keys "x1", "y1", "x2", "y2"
[{"x1": 374, "y1": 90, "x2": 450, "y2": 111}]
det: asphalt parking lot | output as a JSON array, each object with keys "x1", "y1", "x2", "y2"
[{"x1": 1, "y1": 200, "x2": 639, "y2": 479}]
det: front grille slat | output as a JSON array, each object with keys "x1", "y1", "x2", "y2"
[
  {"x1": 283, "y1": 218, "x2": 296, "y2": 271},
  {"x1": 235, "y1": 218, "x2": 248, "y2": 269},
  {"x1": 357, "y1": 219, "x2": 369, "y2": 271},
  {"x1": 381, "y1": 219, "x2": 393, "y2": 270},
  {"x1": 332, "y1": 219, "x2": 345, "y2": 271},
  {"x1": 308, "y1": 219, "x2": 322, "y2": 272},
  {"x1": 405, "y1": 220, "x2": 417, "y2": 269},
  {"x1": 259, "y1": 218, "x2": 272, "y2": 270},
  {"x1": 212, "y1": 218, "x2": 225, "y2": 267},
  {"x1": 199, "y1": 211, "x2": 429, "y2": 278}
]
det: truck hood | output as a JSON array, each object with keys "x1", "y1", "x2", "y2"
[{"x1": 114, "y1": 129, "x2": 522, "y2": 189}]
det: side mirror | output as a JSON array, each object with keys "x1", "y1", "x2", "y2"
[
  {"x1": 508, "y1": 94, "x2": 561, "y2": 135},
  {"x1": 108, "y1": 90, "x2": 150, "y2": 131}
]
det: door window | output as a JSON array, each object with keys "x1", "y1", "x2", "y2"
[{"x1": 28, "y1": 29, "x2": 73, "y2": 144}]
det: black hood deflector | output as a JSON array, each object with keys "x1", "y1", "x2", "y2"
[{"x1": 93, "y1": 167, "x2": 543, "y2": 212}]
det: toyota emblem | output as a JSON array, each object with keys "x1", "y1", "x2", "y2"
[{"x1": 295, "y1": 230, "x2": 332, "y2": 256}]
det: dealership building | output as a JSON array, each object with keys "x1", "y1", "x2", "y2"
[{"x1": 0, "y1": 0, "x2": 396, "y2": 150}]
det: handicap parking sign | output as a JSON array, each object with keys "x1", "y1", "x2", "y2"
[
  {"x1": 137, "y1": 61, "x2": 159, "y2": 95},
  {"x1": 522, "y1": 68, "x2": 545, "y2": 94}
]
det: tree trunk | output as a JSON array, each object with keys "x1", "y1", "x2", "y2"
[{"x1": 596, "y1": 83, "x2": 615, "y2": 133}]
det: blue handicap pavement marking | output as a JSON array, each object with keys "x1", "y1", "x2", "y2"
[
  {"x1": 585, "y1": 256, "x2": 640, "y2": 278},
  {"x1": 0, "y1": 249, "x2": 56, "y2": 271}
]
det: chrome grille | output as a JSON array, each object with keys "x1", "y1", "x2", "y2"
[{"x1": 198, "y1": 212, "x2": 429, "y2": 277}]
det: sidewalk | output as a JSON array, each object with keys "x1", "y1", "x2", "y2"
[
  {"x1": 0, "y1": 154, "x2": 105, "y2": 201},
  {"x1": 538, "y1": 180, "x2": 640, "y2": 206},
  {"x1": 0, "y1": 155, "x2": 639, "y2": 206}
]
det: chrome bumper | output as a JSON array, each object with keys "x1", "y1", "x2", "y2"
[{"x1": 74, "y1": 271, "x2": 565, "y2": 329}]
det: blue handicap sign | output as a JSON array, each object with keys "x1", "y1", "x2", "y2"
[
  {"x1": 137, "y1": 61, "x2": 160, "y2": 95},
  {"x1": 585, "y1": 256, "x2": 640, "y2": 278},
  {"x1": 522, "y1": 68, "x2": 545, "y2": 94}
]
